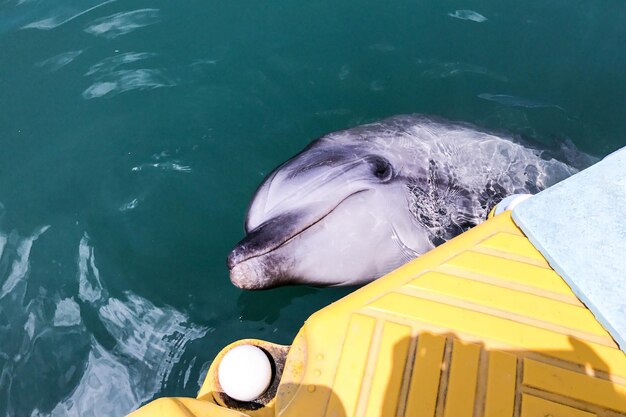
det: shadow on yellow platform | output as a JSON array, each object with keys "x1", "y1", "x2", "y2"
[
  {"x1": 130, "y1": 334, "x2": 626, "y2": 417},
  {"x1": 129, "y1": 212, "x2": 626, "y2": 417}
]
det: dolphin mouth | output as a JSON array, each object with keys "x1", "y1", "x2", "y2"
[
  {"x1": 227, "y1": 211, "x2": 304, "y2": 270},
  {"x1": 227, "y1": 190, "x2": 367, "y2": 288},
  {"x1": 229, "y1": 255, "x2": 284, "y2": 290}
]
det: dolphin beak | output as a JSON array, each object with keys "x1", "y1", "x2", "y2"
[
  {"x1": 229, "y1": 257, "x2": 276, "y2": 290},
  {"x1": 227, "y1": 211, "x2": 307, "y2": 289},
  {"x1": 227, "y1": 212, "x2": 301, "y2": 270}
]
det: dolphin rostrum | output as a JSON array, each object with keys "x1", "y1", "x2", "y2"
[{"x1": 228, "y1": 114, "x2": 579, "y2": 289}]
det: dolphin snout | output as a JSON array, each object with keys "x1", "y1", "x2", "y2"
[
  {"x1": 229, "y1": 251, "x2": 289, "y2": 290},
  {"x1": 229, "y1": 259, "x2": 263, "y2": 289},
  {"x1": 227, "y1": 212, "x2": 304, "y2": 290},
  {"x1": 228, "y1": 212, "x2": 300, "y2": 268}
]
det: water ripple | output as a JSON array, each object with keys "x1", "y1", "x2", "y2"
[
  {"x1": 119, "y1": 198, "x2": 140, "y2": 212},
  {"x1": 131, "y1": 161, "x2": 192, "y2": 173},
  {"x1": 0, "y1": 226, "x2": 50, "y2": 300},
  {"x1": 0, "y1": 233, "x2": 7, "y2": 261},
  {"x1": 16, "y1": 0, "x2": 116, "y2": 31},
  {"x1": 85, "y1": 51, "x2": 156, "y2": 76},
  {"x1": 53, "y1": 298, "x2": 81, "y2": 327},
  {"x1": 1, "y1": 225, "x2": 208, "y2": 416},
  {"x1": 77, "y1": 234, "x2": 105, "y2": 304},
  {"x1": 43, "y1": 343, "x2": 138, "y2": 417},
  {"x1": 36, "y1": 50, "x2": 83, "y2": 72},
  {"x1": 82, "y1": 68, "x2": 175, "y2": 99},
  {"x1": 448, "y1": 9, "x2": 487, "y2": 23},
  {"x1": 478, "y1": 93, "x2": 564, "y2": 110},
  {"x1": 416, "y1": 59, "x2": 508, "y2": 82},
  {"x1": 84, "y1": 8, "x2": 160, "y2": 39}
]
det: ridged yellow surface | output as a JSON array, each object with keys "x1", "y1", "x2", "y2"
[
  {"x1": 277, "y1": 212, "x2": 626, "y2": 417},
  {"x1": 128, "y1": 212, "x2": 626, "y2": 417}
]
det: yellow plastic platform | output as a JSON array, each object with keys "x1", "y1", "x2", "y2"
[{"x1": 129, "y1": 212, "x2": 626, "y2": 417}]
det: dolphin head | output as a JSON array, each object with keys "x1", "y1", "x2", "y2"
[
  {"x1": 227, "y1": 125, "x2": 436, "y2": 289},
  {"x1": 227, "y1": 114, "x2": 580, "y2": 289}
]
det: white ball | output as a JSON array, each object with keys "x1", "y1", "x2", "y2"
[{"x1": 218, "y1": 345, "x2": 272, "y2": 402}]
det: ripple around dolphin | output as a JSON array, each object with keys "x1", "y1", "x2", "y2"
[
  {"x1": 0, "y1": 228, "x2": 207, "y2": 417},
  {"x1": 84, "y1": 8, "x2": 160, "y2": 39}
]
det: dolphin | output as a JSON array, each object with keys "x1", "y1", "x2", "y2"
[{"x1": 227, "y1": 114, "x2": 580, "y2": 289}]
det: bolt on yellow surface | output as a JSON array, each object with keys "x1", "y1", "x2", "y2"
[{"x1": 128, "y1": 212, "x2": 626, "y2": 417}]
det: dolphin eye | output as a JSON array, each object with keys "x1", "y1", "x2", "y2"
[{"x1": 369, "y1": 156, "x2": 393, "y2": 182}]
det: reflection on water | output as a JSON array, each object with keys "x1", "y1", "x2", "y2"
[
  {"x1": 0, "y1": 0, "x2": 115, "y2": 32},
  {"x1": 0, "y1": 226, "x2": 49, "y2": 300},
  {"x1": 82, "y1": 68, "x2": 176, "y2": 99},
  {"x1": 415, "y1": 59, "x2": 508, "y2": 81},
  {"x1": 82, "y1": 49, "x2": 175, "y2": 99},
  {"x1": 85, "y1": 52, "x2": 157, "y2": 77},
  {"x1": 36, "y1": 50, "x2": 83, "y2": 72},
  {"x1": 477, "y1": 93, "x2": 565, "y2": 110},
  {"x1": 0, "y1": 227, "x2": 207, "y2": 417},
  {"x1": 0, "y1": 0, "x2": 624, "y2": 415},
  {"x1": 84, "y1": 9, "x2": 160, "y2": 39},
  {"x1": 447, "y1": 9, "x2": 487, "y2": 23}
]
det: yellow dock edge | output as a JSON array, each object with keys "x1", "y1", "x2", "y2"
[{"x1": 129, "y1": 212, "x2": 626, "y2": 417}]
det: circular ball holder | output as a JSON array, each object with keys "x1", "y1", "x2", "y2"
[{"x1": 208, "y1": 340, "x2": 289, "y2": 411}]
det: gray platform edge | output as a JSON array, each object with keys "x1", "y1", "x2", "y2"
[{"x1": 512, "y1": 147, "x2": 626, "y2": 352}]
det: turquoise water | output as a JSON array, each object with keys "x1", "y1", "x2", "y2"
[{"x1": 0, "y1": 0, "x2": 624, "y2": 415}]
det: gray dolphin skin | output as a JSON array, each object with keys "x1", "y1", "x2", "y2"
[{"x1": 228, "y1": 114, "x2": 579, "y2": 290}]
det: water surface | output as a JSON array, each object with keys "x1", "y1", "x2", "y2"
[{"x1": 0, "y1": 0, "x2": 624, "y2": 415}]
